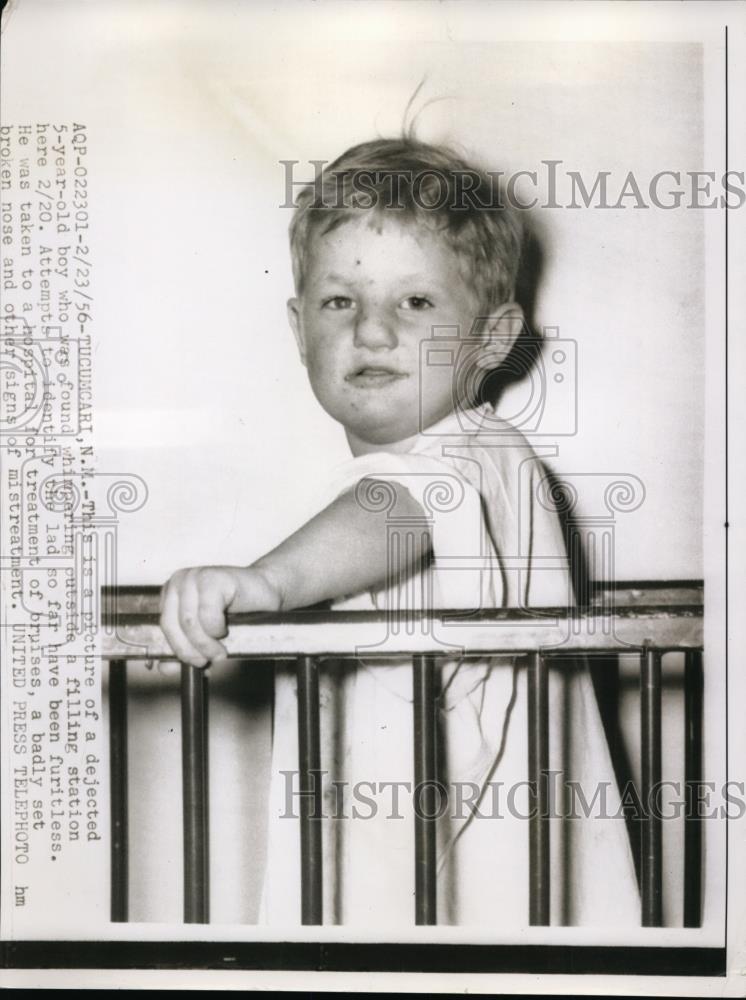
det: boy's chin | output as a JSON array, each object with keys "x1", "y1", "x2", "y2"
[
  {"x1": 342, "y1": 417, "x2": 420, "y2": 453},
  {"x1": 341, "y1": 403, "x2": 462, "y2": 451}
]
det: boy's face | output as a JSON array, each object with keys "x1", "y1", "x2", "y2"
[{"x1": 288, "y1": 213, "x2": 509, "y2": 454}]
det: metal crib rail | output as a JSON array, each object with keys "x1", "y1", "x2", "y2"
[
  {"x1": 413, "y1": 654, "x2": 438, "y2": 926},
  {"x1": 297, "y1": 655, "x2": 323, "y2": 925},
  {"x1": 101, "y1": 581, "x2": 704, "y2": 929},
  {"x1": 683, "y1": 649, "x2": 704, "y2": 929},
  {"x1": 528, "y1": 651, "x2": 550, "y2": 926},
  {"x1": 641, "y1": 647, "x2": 663, "y2": 927},
  {"x1": 181, "y1": 664, "x2": 209, "y2": 924},
  {"x1": 108, "y1": 660, "x2": 129, "y2": 923}
]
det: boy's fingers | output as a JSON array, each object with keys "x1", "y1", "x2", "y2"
[
  {"x1": 157, "y1": 660, "x2": 182, "y2": 679},
  {"x1": 160, "y1": 579, "x2": 208, "y2": 667},
  {"x1": 179, "y1": 569, "x2": 229, "y2": 664},
  {"x1": 197, "y1": 569, "x2": 234, "y2": 640}
]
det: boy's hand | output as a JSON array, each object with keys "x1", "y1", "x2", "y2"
[
  {"x1": 159, "y1": 480, "x2": 429, "y2": 668},
  {"x1": 159, "y1": 566, "x2": 282, "y2": 667}
]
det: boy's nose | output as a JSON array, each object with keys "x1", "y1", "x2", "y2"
[{"x1": 353, "y1": 308, "x2": 398, "y2": 350}]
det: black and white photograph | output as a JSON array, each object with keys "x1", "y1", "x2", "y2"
[{"x1": 0, "y1": 0, "x2": 744, "y2": 992}]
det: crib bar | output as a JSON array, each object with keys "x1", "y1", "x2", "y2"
[
  {"x1": 108, "y1": 659, "x2": 129, "y2": 922},
  {"x1": 101, "y1": 602, "x2": 705, "y2": 660},
  {"x1": 297, "y1": 655, "x2": 323, "y2": 925},
  {"x1": 641, "y1": 647, "x2": 662, "y2": 926},
  {"x1": 413, "y1": 654, "x2": 437, "y2": 925},
  {"x1": 684, "y1": 649, "x2": 704, "y2": 927},
  {"x1": 181, "y1": 663, "x2": 210, "y2": 923},
  {"x1": 527, "y1": 651, "x2": 550, "y2": 925}
]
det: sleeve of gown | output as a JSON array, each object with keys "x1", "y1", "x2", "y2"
[{"x1": 322, "y1": 449, "x2": 501, "y2": 609}]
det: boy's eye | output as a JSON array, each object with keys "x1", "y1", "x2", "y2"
[
  {"x1": 401, "y1": 295, "x2": 434, "y2": 311},
  {"x1": 322, "y1": 295, "x2": 355, "y2": 310}
]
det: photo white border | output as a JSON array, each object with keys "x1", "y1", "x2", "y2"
[{"x1": 1, "y1": 0, "x2": 744, "y2": 993}]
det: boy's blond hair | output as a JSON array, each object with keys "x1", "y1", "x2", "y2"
[{"x1": 289, "y1": 138, "x2": 523, "y2": 317}]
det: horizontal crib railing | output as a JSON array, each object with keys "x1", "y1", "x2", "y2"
[
  {"x1": 102, "y1": 582, "x2": 704, "y2": 929},
  {"x1": 101, "y1": 607, "x2": 703, "y2": 659}
]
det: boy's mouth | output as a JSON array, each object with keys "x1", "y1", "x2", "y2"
[{"x1": 345, "y1": 365, "x2": 408, "y2": 388}]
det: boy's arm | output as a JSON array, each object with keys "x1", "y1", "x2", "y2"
[{"x1": 160, "y1": 479, "x2": 429, "y2": 667}]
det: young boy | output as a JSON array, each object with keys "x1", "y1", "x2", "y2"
[{"x1": 160, "y1": 138, "x2": 639, "y2": 927}]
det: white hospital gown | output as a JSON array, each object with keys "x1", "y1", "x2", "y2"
[{"x1": 260, "y1": 404, "x2": 640, "y2": 927}]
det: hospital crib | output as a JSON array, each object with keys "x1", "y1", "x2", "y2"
[{"x1": 101, "y1": 579, "x2": 704, "y2": 928}]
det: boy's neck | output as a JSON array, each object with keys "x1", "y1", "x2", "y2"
[
  {"x1": 344, "y1": 403, "x2": 468, "y2": 456},
  {"x1": 345, "y1": 428, "x2": 419, "y2": 457}
]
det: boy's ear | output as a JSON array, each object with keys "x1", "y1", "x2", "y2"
[
  {"x1": 287, "y1": 297, "x2": 306, "y2": 365},
  {"x1": 474, "y1": 302, "x2": 525, "y2": 372}
]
